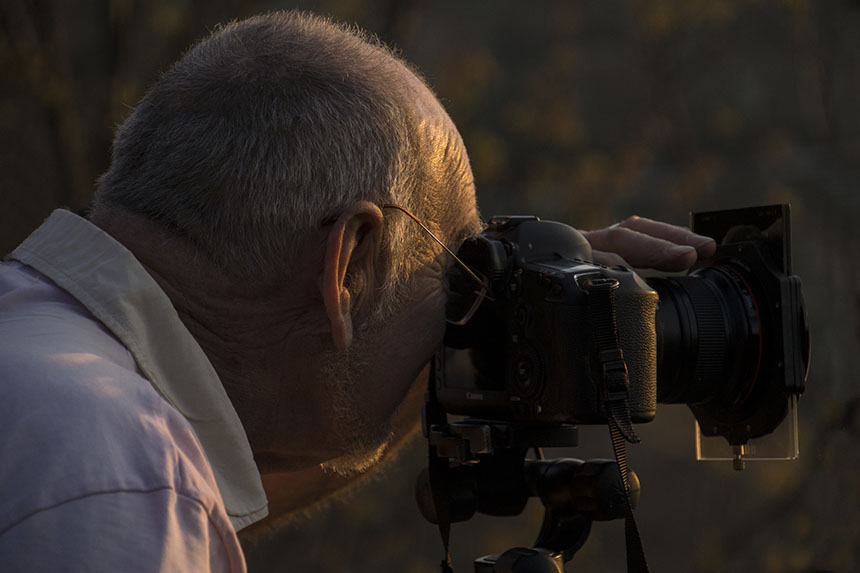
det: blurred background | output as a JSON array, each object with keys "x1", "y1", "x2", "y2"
[{"x1": 2, "y1": 0, "x2": 858, "y2": 571}]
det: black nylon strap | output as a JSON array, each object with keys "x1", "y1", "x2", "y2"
[
  {"x1": 587, "y1": 278, "x2": 639, "y2": 443},
  {"x1": 587, "y1": 278, "x2": 649, "y2": 573},
  {"x1": 427, "y1": 351, "x2": 455, "y2": 573},
  {"x1": 610, "y1": 419, "x2": 649, "y2": 573},
  {"x1": 429, "y1": 456, "x2": 454, "y2": 573}
]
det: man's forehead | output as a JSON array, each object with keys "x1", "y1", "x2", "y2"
[
  {"x1": 392, "y1": 59, "x2": 482, "y2": 248},
  {"x1": 432, "y1": 146, "x2": 481, "y2": 249},
  {"x1": 438, "y1": 193, "x2": 482, "y2": 251},
  {"x1": 452, "y1": 211, "x2": 484, "y2": 247}
]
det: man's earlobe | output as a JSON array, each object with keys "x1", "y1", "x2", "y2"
[{"x1": 321, "y1": 202, "x2": 384, "y2": 350}]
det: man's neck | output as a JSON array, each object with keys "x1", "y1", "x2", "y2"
[{"x1": 88, "y1": 203, "x2": 334, "y2": 464}]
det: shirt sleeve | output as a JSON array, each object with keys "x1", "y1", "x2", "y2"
[{"x1": 0, "y1": 488, "x2": 246, "y2": 573}]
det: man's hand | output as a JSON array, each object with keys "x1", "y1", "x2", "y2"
[{"x1": 582, "y1": 216, "x2": 717, "y2": 272}]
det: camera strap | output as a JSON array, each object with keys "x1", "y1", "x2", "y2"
[
  {"x1": 586, "y1": 277, "x2": 650, "y2": 573},
  {"x1": 426, "y1": 351, "x2": 455, "y2": 573}
]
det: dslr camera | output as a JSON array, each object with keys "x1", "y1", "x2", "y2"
[{"x1": 417, "y1": 204, "x2": 809, "y2": 572}]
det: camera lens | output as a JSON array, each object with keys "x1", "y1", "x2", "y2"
[{"x1": 648, "y1": 265, "x2": 762, "y2": 407}]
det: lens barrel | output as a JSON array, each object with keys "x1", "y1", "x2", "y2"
[{"x1": 648, "y1": 265, "x2": 762, "y2": 407}]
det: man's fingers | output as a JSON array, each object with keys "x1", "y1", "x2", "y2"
[
  {"x1": 617, "y1": 216, "x2": 716, "y2": 258},
  {"x1": 582, "y1": 215, "x2": 718, "y2": 272},
  {"x1": 583, "y1": 225, "x2": 699, "y2": 271}
]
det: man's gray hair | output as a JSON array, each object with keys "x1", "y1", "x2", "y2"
[{"x1": 95, "y1": 11, "x2": 437, "y2": 285}]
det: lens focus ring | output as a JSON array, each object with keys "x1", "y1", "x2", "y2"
[{"x1": 655, "y1": 275, "x2": 728, "y2": 405}]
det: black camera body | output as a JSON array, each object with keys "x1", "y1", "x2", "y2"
[
  {"x1": 440, "y1": 205, "x2": 809, "y2": 446},
  {"x1": 442, "y1": 216, "x2": 658, "y2": 426}
]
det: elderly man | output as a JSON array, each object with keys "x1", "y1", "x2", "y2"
[{"x1": 0, "y1": 11, "x2": 714, "y2": 572}]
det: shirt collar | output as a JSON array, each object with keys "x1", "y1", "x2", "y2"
[{"x1": 8, "y1": 209, "x2": 268, "y2": 531}]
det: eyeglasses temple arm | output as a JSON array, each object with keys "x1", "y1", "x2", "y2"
[{"x1": 381, "y1": 204, "x2": 486, "y2": 289}]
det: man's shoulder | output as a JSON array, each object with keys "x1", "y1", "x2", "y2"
[
  {"x1": 0, "y1": 259, "x2": 164, "y2": 439},
  {"x1": 0, "y1": 262, "x2": 223, "y2": 534}
]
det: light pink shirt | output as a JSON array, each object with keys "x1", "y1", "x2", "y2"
[{"x1": 0, "y1": 210, "x2": 268, "y2": 571}]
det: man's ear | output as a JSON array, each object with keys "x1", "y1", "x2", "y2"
[{"x1": 322, "y1": 201, "x2": 384, "y2": 350}]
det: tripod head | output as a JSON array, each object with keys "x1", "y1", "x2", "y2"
[
  {"x1": 418, "y1": 353, "x2": 640, "y2": 572},
  {"x1": 416, "y1": 445, "x2": 638, "y2": 571}
]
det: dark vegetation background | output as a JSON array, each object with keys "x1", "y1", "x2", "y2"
[{"x1": 2, "y1": 1, "x2": 858, "y2": 571}]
